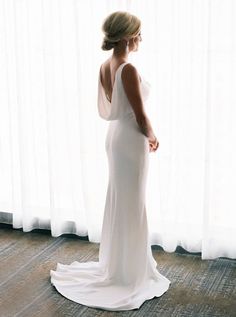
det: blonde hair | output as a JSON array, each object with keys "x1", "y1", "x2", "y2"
[{"x1": 101, "y1": 11, "x2": 141, "y2": 51}]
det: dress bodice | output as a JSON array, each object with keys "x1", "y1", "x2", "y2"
[{"x1": 97, "y1": 62, "x2": 151, "y2": 121}]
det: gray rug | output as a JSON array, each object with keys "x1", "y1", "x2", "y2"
[{"x1": 0, "y1": 223, "x2": 235, "y2": 317}]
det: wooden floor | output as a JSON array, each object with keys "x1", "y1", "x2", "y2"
[{"x1": 0, "y1": 223, "x2": 235, "y2": 317}]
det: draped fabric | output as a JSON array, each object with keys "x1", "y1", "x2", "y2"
[{"x1": 0, "y1": 0, "x2": 235, "y2": 259}]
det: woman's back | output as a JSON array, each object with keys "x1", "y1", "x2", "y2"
[{"x1": 98, "y1": 61, "x2": 151, "y2": 121}]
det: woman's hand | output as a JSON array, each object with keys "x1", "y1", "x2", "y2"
[{"x1": 148, "y1": 136, "x2": 159, "y2": 152}]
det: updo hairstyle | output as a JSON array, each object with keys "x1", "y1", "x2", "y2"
[{"x1": 101, "y1": 11, "x2": 141, "y2": 51}]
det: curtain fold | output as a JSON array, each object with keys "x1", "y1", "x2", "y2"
[{"x1": 0, "y1": 0, "x2": 235, "y2": 259}]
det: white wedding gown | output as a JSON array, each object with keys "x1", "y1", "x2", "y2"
[{"x1": 50, "y1": 62, "x2": 171, "y2": 311}]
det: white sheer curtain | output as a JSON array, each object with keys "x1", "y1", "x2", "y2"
[{"x1": 0, "y1": 0, "x2": 235, "y2": 260}]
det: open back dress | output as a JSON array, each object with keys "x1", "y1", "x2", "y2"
[{"x1": 50, "y1": 62, "x2": 171, "y2": 311}]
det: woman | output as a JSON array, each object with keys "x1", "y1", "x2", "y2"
[{"x1": 50, "y1": 11, "x2": 171, "y2": 311}]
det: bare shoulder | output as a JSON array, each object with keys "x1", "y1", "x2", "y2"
[
  {"x1": 99, "y1": 59, "x2": 110, "y2": 86},
  {"x1": 99, "y1": 58, "x2": 110, "y2": 72},
  {"x1": 99, "y1": 60, "x2": 108, "y2": 75},
  {"x1": 121, "y1": 63, "x2": 139, "y2": 78},
  {"x1": 121, "y1": 63, "x2": 141, "y2": 82}
]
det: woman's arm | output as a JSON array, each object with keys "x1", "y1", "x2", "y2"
[{"x1": 121, "y1": 63, "x2": 156, "y2": 141}]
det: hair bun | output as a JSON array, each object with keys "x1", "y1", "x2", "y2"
[{"x1": 101, "y1": 38, "x2": 116, "y2": 51}]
